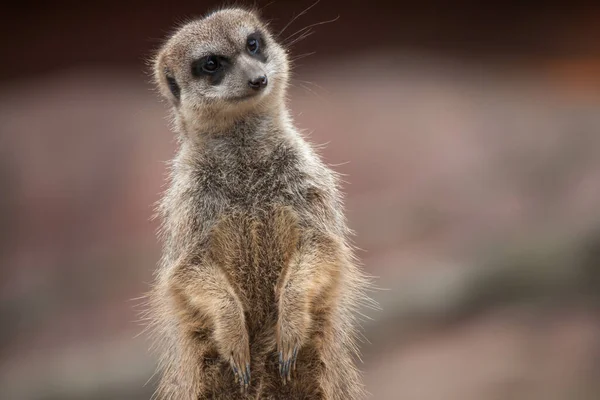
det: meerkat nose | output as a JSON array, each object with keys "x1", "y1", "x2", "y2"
[{"x1": 248, "y1": 75, "x2": 268, "y2": 90}]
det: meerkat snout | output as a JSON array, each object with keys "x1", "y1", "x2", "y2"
[{"x1": 248, "y1": 75, "x2": 267, "y2": 90}]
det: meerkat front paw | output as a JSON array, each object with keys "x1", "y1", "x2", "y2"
[
  {"x1": 276, "y1": 308, "x2": 309, "y2": 383},
  {"x1": 227, "y1": 336, "x2": 251, "y2": 391},
  {"x1": 214, "y1": 316, "x2": 251, "y2": 390},
  {"x1": 277, "y1": 332, "x2": 300, "y2": 383}
]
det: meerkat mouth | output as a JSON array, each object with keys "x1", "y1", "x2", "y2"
[{"x1": 226, "y1": 91, "x2": 263, "y2": 102}]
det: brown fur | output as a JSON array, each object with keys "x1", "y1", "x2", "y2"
[{"x1": 146, "y1": 7, "x2": 371, "y2": 399}]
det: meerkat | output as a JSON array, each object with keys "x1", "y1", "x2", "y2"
[{"x1": 147, "y1": 7, "x2": 371, "y2": 400}]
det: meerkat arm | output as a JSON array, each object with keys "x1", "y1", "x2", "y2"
[
  {"x1": 170, "y1": 260, "x2": 252, "y2": 388},
  {"x1": 276, "y1": 231, "x2": 342, "y2": 382}
]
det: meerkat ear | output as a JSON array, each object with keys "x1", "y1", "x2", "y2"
[
  {"x1": 154, "y1": 50, "x2": 181, "y2": 104},
  {"x1": 153, "y1": 51, "x2": 166, "y2": 89},
  {"x1": 165, "y1": 70, "x2": 181, "y2": 102}
]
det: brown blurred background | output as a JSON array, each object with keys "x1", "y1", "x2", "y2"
[{"x1": 1, "y1": 1, "x2": 600, "y2": 399}]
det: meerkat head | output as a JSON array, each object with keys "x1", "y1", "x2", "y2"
[{"x1": 154, "y1": 8, "x2": 289, "y2": 133}]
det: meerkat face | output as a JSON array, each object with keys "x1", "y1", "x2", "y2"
[{"x1": 154, "y1": 9, "x2": 289, "y2": 131}]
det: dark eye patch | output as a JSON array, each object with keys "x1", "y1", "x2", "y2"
[
  {"x1": 246, "y1": 32, "x2": 267, "y2": 63},
  {"x1": 165, "y1": 74, "x2": 180, "y2": 101},
  {"x1": 191, "y1": 55, "x2": 230, "y2": 86}
]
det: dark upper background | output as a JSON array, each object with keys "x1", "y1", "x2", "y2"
[
  {"x1": 1, "y1": 2, "x2": 600, "y2": 399},
  {"x1": 2, "y1": 1, "x2": 600, "y2": 80}
]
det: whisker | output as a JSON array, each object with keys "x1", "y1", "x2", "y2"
[
  {"x1": 289, "y1": 82, "x2": 318, "y2": 98},
  {"x1": 296, "y1": 79, "x2": 328, "y2": 93},
  {"x1": 298, "y1": 83, "x2": 321, "y2": 98},
  {"x1": 258, "y1": 0, "x2": 277, "y2": 11},
  {"x1": 283, "y1": 15, "x2": 340, "y2": 44},
  {"x1": 286, "y1": 29, "x2": 315, "y2": 48},
  {"x1": 278, "y1": 0, "x2": 321, "y2": 36},
  {"x1": 290, "y1": 51, "x2": 316, "y2": 62}
]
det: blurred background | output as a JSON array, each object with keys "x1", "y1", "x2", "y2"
[{"x1": 1, "y1": 1, "x2": 600, "y2": 399}]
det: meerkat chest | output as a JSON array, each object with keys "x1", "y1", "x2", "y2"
[
  {"x1": 180, "y1": 146, "x2": 318, "y2": 305},
  {"x1": 206, "y1": 203, "x2": 300, "y2": 315},
  {"x1": 199, "y1": 144, "x2": 309, "y2": 208}
]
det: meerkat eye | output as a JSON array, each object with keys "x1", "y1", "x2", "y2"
[
  {"x1": 192, "y1": 55, "x2": 222, "y2": 76},
  {"x1": 247, "y1": 36, "x2": 259, "y2": 54},
  {"x1": 165, "y1": 75, "x2": 180, "y2": 100},
  {"x1": 203, "y1": 56, "x2": 220, "y2": 72}
]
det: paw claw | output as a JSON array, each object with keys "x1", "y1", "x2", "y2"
[
  {"x1": 292, "y1": 346, "x2": 298, "y2": 371},
  {"x1": 277, "y1": 342, "x2": 300, "y2": 382},
  {"x1": 229, "y1": 353, "x2": 251, "y2": 391}
]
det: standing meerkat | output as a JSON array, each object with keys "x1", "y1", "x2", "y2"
[{"x1": 148, "y1": 7, "x2": 371, "y2": 399}]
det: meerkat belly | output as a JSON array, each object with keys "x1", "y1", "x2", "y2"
[{"x1": 208, "y1": 204, "x2": 300, "y2": 330}]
